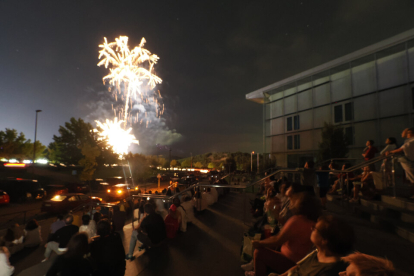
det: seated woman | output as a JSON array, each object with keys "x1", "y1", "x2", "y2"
[
  {"x1": 279, "y1": 215, "x2": 355, "y2": 276},
  {"x1": 1, "y1": 224, "x2": 24, "y2": 255},
  {"x1": 249, "y1": 193, "x2": 322, "y2": 276},
  {"x1": 23, "y1": 219, "x2": 42, "y2": 248}
]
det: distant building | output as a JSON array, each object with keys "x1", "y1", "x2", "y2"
[{"x1": 246, "y1": 29, "x2": 414, "y2": 168}]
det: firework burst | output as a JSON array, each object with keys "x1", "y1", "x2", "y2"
[
  {"x1": 95, "y1": 117, "x2": 139, "y2": 159},
  {"x1": 98, "y1": 36, "x2": 162, "y2": 128}
]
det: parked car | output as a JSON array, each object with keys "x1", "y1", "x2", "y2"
[
  {"x1": 0, "y1": 190, "x2": 10, "y2": 205},
  {"x1": 106, "y1": 184, "x2": 136, "y2": 201},
  {"x1": 44, "y1": 185, "x2": 68, "y2": 198},
  {"x1": 0, "y1": 178, "x2": 46, "y2": 202},
  {"x1": 41, "y1": 193, "x2": 101, "y2": 213}
]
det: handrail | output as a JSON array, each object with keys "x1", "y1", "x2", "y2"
[
  {"x1": 318, "y1": 158, "x2": 363, "y2": 166},
  {"x1": 131, "y1": 154, "x2": 398, "y2": 203}
]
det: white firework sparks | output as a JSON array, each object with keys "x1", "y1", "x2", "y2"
[
  {"x1": 97, "y1": 36, "x2": 162, "y2": 128},
  {"x1": 95, "y1": 117, "x2": 139, "y2": 159}
]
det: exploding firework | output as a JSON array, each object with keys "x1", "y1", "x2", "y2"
[
  {"x1": 95, "y1": 117, "x2": 139, "y2": 159},
  {"x1": 97, "y1": 36, "x2": 162, "y2": 128}
]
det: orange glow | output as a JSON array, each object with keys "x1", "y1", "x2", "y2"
[
  {"x1": 117, "y1": 190, "x2": 122, "y2": 194},
  {"x1": 107, "y1": 189, "x2": 111, "y2": 193},
  {"x1": 4, "y1": 163, "x2": 25, "y2": 168}
]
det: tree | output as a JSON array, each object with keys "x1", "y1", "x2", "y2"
[
  {"x1": 225, "y1": 157, "x2": 237, "y2": 172},
  {"x1": 170, "y1": 159, "x2": 180, "y2": 167},
  {"x1": 125, "y1": 153, "x2": 152, "y2": 182},
  {"x1": 50, "y1": 118, "x2": 96, "y2": 165},
  {"x1": 317, "y1": 123, "x2": 349, "y2": 162},
  {"x1": 208, "y1": 162, "x2": 216, "y2": 169},
  {"x1": 0, "y1": 128, "x2": 45, "y2": 160},
  {"x1": 79, "y1": 143, "x2": 100, "y2": 182},
  {"x1": 181, "y1": 159, "x2": 190, "y2": 168},
  {"x1": 194, "y1": 161, "x2": 203, "y2": 168}
]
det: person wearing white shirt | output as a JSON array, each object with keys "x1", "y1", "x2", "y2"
[
  {"x1": 387, "y1": 128, "x2": 414, "y2": 198},
  {"x1": 181, "y1": 195, "x2": 195, "y2": 223},
  {"x1": 0, "y1": 247, "x2": 14, "y2": 276},
  {"x1": 79, "y1": 214, "x2": 95, "y2": 239},
  {"x1": 203, "y1": 188, "x2": 215, "y2": 206},
  {"x1": 210, "y1": 187, "x2": 218, "y2": 203}
]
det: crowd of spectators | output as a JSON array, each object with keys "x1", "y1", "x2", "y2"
[
  {"x1": 243, "y1": 169, "x2": 395, "y2": 276},
  {"x1": 125, "y1": 182, "x2": 224, "y2": 260}
]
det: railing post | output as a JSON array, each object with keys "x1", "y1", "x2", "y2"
[
  {"x1": 346, "y1": 173, "x2": 349, "y2": 200},
  {"x1": 392, "y1": 156, "x2": 396, "y2": 198}
]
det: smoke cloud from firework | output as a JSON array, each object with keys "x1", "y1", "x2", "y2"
[{"x1": 79, "y1": 86, "x2": 182, "y2": 155}]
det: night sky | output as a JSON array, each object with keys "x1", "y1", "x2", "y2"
[{"x1": 2, "y1": 0, "x2": 414, "y2": 158}]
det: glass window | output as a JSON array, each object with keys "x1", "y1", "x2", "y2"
[
  {"x1": 51, "y1": 195, "x2": 67, "y2": 202},
  {"x1": 287, "y1": 136, "x2": 293, "y2": 150},
  {"x1": 294, "y1": 115, "x2": 300, "y2": 130},
  {"x1": 68, "y1": 196, "x2": 78, "y2": 202},
  {"x1": 345, "y1": 102, "x2": 353, "y2": 121},
  {"x1": 345, "y1": 127, "x2": 354, "y2": 145},
  {"x1": 294, "y1": 135, "x2": 300, "y2": 149},
  {"x1": 334, "y1": 105, "x2": 343, "y2": 123},
  {"x1": 287, "y1": 117, "x2": 292, "y2": 131}
]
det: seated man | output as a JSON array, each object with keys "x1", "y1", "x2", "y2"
[
  {"x1": 387, "y1": 127, "x2": 414, "y2": 199},
  {"x1": 278, "y1": 215, "x2": 354, "y2": 276},
  {"x1": 43, "y1": 215, "x2": 79, "y2": 262},
  {"x1": 340, "y1": 252, "x2": 394, "y2": 276},
  {"x1": 125, "y1": 203, "x2": 166, "y2": 260}
]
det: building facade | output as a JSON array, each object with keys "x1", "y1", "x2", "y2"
[{"x1": 246, "y1": 29, "x2": 414, "y2": 168}]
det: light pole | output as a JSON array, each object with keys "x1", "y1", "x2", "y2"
[
  {"x1": 251, "y1": 151, "x2": 254, "y2": 172},
  {"x1": 33, "y1": 110, "x2": 42, "y2": 166}
]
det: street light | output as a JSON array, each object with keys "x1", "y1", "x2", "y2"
[
  {"x1": 33, "y1": 110, "x2": 42, "y2": 165},
  {"x1": 251, "y1": 151, "x2": 254, "y2": 172}
]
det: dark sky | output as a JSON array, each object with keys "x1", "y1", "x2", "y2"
[{"x1": 1, "y1": 0, "x2": 414, "y2": 158}]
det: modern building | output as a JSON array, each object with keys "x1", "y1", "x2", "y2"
[{"x1": 246, "y1": 29, "x2": 414, "y2": 168}]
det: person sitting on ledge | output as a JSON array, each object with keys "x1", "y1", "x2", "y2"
[
  {"x1": 249, "y1": 193, "x2": 322, "y2": 276},
  {"x1": 43, "y1": 215, "x2": 79, "y2": 262},
  {"x1": 339, "y1": 252, "x2": 394, "y2": 276},
  {"x1": 278, "y1": 215, "x2": 354, "y2": 276}
]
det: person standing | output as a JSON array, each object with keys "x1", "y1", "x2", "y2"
[
  {"x1": 387, "y1": 127, "x2": 414, "y2": 199},
  {"x1": 362, "y1": 140, "x2": 378, "y2": 171}
]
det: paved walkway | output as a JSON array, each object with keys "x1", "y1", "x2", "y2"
[
  {"x1": 16, "y1": 191, "x2": 250, "y2": 276},
  {"x1": 12, "y1": 190, "x2": 414, "y2": 276}
]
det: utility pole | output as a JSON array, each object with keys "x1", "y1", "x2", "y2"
[
  {"x1": 251, "y1": 151, "x2": 254, "y2": 172},
  {"x1": 33, "y1": 110, "x2": 42, "y2": 171},
  {"x1": 169, "y1": 147, "x2": 171, "y2": 171}
]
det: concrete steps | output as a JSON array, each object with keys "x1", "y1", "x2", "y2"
[{"x1": 327, "y1": 193, "x2": 414, "y2": 243}]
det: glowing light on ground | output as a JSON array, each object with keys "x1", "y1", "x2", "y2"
[
  {"x1": 97, "y1": 36, "x2": 162, "y2": 128},
  {"x1": 95, "y1": 117, "x2": 139, "y2": 159}
]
